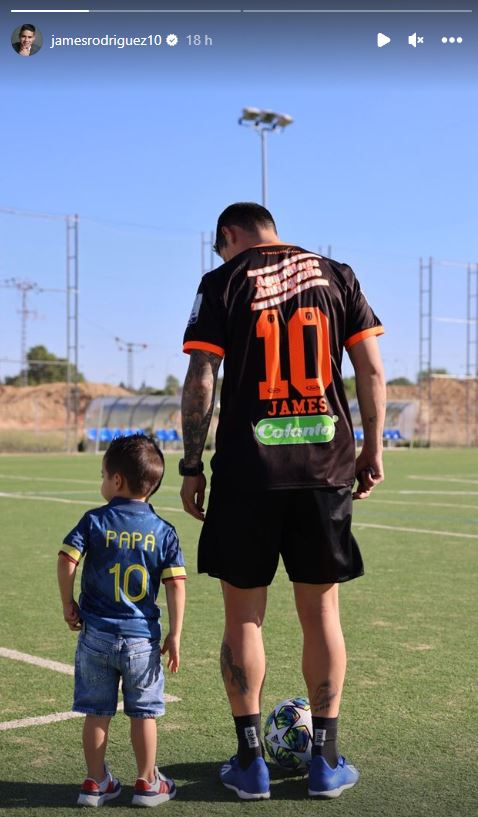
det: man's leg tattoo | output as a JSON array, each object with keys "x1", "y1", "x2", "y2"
[
  {"x1": 312, "y1": 680, "x2": 337, "y2": 713},
  {"x1": 220, "y1": 642, "x2": 248, "y2": 694}
]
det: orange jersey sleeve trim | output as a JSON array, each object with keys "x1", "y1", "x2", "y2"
[
  {"x1": 345, "y1": 325, "x2": 384, "y2": 350},
  {"x1": 183, "y1": 340, "x2": 225, "y2": 358}
]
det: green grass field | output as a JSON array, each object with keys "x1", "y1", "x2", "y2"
[{"x1": 0, "y1": 449, "x2": 477, "y2": 817}]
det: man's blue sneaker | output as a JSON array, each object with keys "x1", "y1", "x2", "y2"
[
  {"x1": 220, "y1": 756, "x2": 270, "y2": 800},
  {"x1": 308, "y1": 755, "x2": 359, "y2": 798}
]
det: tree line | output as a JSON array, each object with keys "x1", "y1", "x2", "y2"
[
  {"x1": 2, "y1": 345, "x2": 448, "y2": 396},
  {"x1": 2, "y1": 345, "x2": 180, "y2": 394}
]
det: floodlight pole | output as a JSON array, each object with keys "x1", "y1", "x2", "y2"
[
  {"x1": 238, "y1": 108, "x2": 293, "y2": 209},
  {"x1": 466, "y1": 263, "x2": 478, "y2": 445},
  {"x1": 66, "y1": 214, "x2": 79, "y2": 453},
  {"x1": 260, "y1": 128, "x2": 268, "y2": 207},
  {"x1": 418, "y1": 257, "x2": 433, "y2": 445},
  {"x1": 201, "y1": 230, "x2": 215, "y2": 274}
]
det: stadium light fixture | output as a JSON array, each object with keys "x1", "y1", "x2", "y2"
[
  {"x1": 240, "y1": 106, "x2": 262, "y2": 121},
  {"x1": 238, "y1": 107, "x2": 294, "y2": 207}
]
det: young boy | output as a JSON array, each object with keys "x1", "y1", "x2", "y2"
[{"x1": 57, "y1": 434, "x2": 186, "y2": 807}]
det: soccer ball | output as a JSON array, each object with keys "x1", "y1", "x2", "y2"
[{"x1": 264, "y1": 697, "x2": 312, "y2": 772}]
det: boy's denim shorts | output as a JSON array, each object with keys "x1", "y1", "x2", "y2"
[{"x1": 73, "y1": 624, "x2": 165, "y2": 718}]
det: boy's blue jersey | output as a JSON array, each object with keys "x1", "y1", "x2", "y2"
[{"x1": 60, "y1": 497, "x2": 186, "y2": 638}]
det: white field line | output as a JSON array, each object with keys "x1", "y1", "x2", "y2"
[
  {"x1": 0, "y1": 473, "x2": 97, "y2": 485},
  {"x1": 0, "y1": 648, "x2": 74, "y2": 675},
  {"x1": 0, "y1": 702, "x2": 131, "y2": 732},
  {"x1": 0, "y1": 491, "x2": 182, "y2": 513},
  {"x1": 0, "y1": 491, "x2": 93, "y2": 506},
  {"x1": 1, "y1": 488, "x2": 475, "y2": 523},
  {"x1": 373, "y1": 499, "x2": 478, "y2": 511},
  {"x1": 19, "y1": 490, "x2": 103, "y2": 496},
  {"x1": 4, "y1": 489, "x2": 475, "y2": 537},
  {"x1": 354, "y1": 522, "x2": 478, "y2": 539},
  {"x1": 1, "y1": 709, "x2": 86, "y2": 731},
  {"x1": 0, "y1": 474, "x2": 180, "y2": 494},
  {"x1": 0, "y1": 648, "x2": 180, "y2": 702},
  {"x1": 15, "y1": 488, "x2": 179, "y2": 496},
  {"x1": 408, "y1": 475, "x2": 478, "y2": 485},
  {"x1": 0, "y1": 648, "x2": 180, "y2": 731},
  {"x1": 4, "y1": 484, "x2": 475, "y2": 504},
  {"x1": 378, "y1": 489, "x2": 478, "y2": 496}
]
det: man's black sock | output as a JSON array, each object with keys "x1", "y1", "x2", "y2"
[
  {"x1": 234, "y1": 714, "x2": 263, "y2": 770},
  {"x1": 311, "y1": 716, "x2": 339, "y2": 767}
]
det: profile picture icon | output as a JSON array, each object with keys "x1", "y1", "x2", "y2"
[{"x1": 12, "y1": 23, "x2": 42, "y2": 57}]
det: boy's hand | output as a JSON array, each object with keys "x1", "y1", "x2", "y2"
[
  {"x1": 63, "y1": 600, "x2": 81, "y2": 631},
  {"x1": 161, "y1": 633, "x2": 180, "y2": 673}
]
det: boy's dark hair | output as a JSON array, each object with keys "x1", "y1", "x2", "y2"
[
  {"x1": 103, "y1": 434, "x2": 165, "y2": 498},
  {"x1": 20, "y1": 24, "x2": 36, "y2": 34},
  {"x1": 214, "y1": 202, "x2": 277, "y2": 254}
]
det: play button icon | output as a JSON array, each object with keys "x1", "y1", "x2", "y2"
[{"x1": 377, "y1": 32, "x2": 391, "y2": 47}]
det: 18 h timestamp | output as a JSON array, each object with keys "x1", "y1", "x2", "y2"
[{"x1": 186, "y1": 34, "x2": 213, "y2": 46}]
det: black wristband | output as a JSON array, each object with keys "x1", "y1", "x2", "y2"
[{"x1": 178, "y1": 459, "x2": 204, "y2": 477}]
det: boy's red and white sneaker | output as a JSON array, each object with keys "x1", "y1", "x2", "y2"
[
  {"x1": 77, "y1": 767, "x2": 121, "y2": 807},
  {"x1": 132, "y1": 767, "x2": 176, "y2": 807}
]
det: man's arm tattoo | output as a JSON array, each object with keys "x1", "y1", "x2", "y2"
[
  {"x1": 220, "y1": 642, "x2": 249, "y2": 694},
  {"x1": 312, "y1": 681, "x2": 337, "y2": 713},
  {"x1": 181, "y1": 350, "x2": 221, "y2": 466}
]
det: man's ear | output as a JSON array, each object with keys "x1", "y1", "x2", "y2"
[{"x1": 222, "y1": 225, "x2": 236, "y2": 246}]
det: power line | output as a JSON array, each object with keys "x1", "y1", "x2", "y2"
[
  {"x1": 0, "y1": 207, "x2": 80, "y2": 451},
  {"x1": 115, "y1": 337, "x2": 148, "y2": 390},
  {"x1": 0, "y1": 278, "x2": 42, "y2": 386}
]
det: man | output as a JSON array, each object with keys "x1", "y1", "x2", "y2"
[
  {"x1": 180, "y1": 202, "x2": 385, "y2": 801},
  {"x1": 12, "y1": 24, "x2": 41, "y2": 56}
]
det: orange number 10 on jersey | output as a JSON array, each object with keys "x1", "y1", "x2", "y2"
[{"x1": 256, "y1": 307, "x2": 332, "y2": 400}]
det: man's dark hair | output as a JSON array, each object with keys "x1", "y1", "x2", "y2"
[
  {"x1": 103, "y1": 433, "x2": 165, "y2": 498},
  {"x1": 214, "y1": 202, "x2": 277, "y2": 254},
  {"x1": 20, "y1": 24, "x2": 36, "y2": 34}
]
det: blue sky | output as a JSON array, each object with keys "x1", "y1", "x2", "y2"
[{"x1": 1, "y1": 3, "x2": 476, "y2": 387}]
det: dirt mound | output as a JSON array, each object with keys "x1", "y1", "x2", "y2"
[
  {"x1": 416, "y1": 376, "x2": 478, "y2": 445},
  {"x1": 386, "y1": 384, "x2": 419, "y2": 401},
  {"x1": 0, "y1": 382, "x2": 131, "y2": 431},
  {"x1": 385, "y1": 378, "x2": 478, "y2": 445},
  {"x1": 1, "y1": 378, "x2": 476, "y2": 445}
]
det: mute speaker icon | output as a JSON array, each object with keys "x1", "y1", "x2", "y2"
[{"x1": 408, "y1": 32, "x2": 424, "y2": 46}]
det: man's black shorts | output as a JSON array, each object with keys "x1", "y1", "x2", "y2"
[{"x1": 198, "y1": 484, "x2": 364, "y2": 589}]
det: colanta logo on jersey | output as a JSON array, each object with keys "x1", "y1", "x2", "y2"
[
  {"x1": 248, "y1": 253, "x2": 329, "y2": 312},
  {"x1": 255, "y1": 414, "x2": 337, "y2": 445}
]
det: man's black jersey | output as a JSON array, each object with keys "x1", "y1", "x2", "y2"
[{"x1": 183, "y1": 245, "x2": 383, "y2": 489}]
